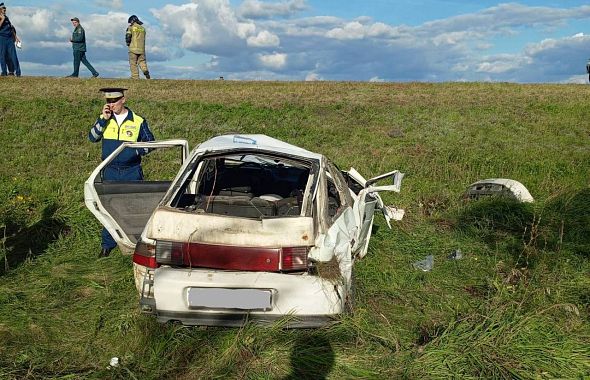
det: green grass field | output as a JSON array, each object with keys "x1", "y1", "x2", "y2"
[{"x1": 0, "y1": 77, "x2": 589, "y2": 379}]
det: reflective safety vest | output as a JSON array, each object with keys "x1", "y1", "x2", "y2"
[
  {"x1": 127, "y1": 24, "x2": 146, "y2": 54},
  {"x1": 103, "y1": 113, "x2": 144, "y2": 142},
  {"x1": 99, "y1": 112, "x2": 149, "y2": 165}
]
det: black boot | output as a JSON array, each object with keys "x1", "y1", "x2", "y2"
[{"x1": 99, "y1": 247, "x2": 113, "y2": 258}]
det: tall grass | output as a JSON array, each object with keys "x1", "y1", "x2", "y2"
[{"x1": 0, "y1": 78, "x2": 589, "y2": 379}]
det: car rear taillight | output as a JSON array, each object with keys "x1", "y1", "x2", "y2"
[
  {"x1": 280, "y1": 246, "x2": 308, "y2": 271},
  {"x1": 154, "y1": 241, "x2": 309, "y2": 272},
  {"x1": 156, "y1": 241, "x2": 184, "y2": 266},
  {"x1": 133, "y1": 240, "x2": 158, "y2": 268}
]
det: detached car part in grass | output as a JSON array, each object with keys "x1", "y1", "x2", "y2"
[
  {"x1": 85, "y1": 134, "x2": 404, "y2": 327},
  {"x1": 464, "y1": 178, "x2": 534, "y2": 203}
]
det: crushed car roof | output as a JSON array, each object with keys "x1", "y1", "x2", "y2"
[{"x1": 196, "y1": 134, "x2": 323, "y2": 160}]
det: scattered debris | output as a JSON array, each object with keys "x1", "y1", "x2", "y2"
[
  {"x1": 108, "y1": 357, "x2": 119, "y2": 369},
  {"x1": 413, "y1": 255, "x2": 434, "y2": 272},
  {"x1": 463, "y1": 178, "x2": 534, "y2": 203},
  {"x1": 447, "y1": 248, "x2": 463, "y2": 260},
  {"x1": 383, "y1": 206, "x2": 405, "y2": 221}
]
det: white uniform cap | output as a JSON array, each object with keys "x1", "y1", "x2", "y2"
[{"x1": 99, "y1": 87, "x2": 127, "y2": 99}]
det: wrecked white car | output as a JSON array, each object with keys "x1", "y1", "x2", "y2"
[{"x1": 84, "y1": 134, "x2": 404, "y2": 327}]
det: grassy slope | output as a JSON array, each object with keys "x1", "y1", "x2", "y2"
[{"x1": 0, "y1": 77, "x2": 589, "y2": 379}]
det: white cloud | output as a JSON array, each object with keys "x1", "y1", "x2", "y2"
[
  {"x1": 369, "y1": 76, "x2": 385, "y2": 82},
  {"x1": 326, "y1": 21, "x2": 365, "y2": 40},
  {"x1": 561, "y1": 75, "x2": 587, "y2": 84},
  {"x1": 247, "y1": 30, "x2": 280, "y2": 47},
  {"x1": 420, "y1": 3, "x2": 590, "y2": 36},
  {"x1": 153, "y1": 1, "x2": 256, "y2": 56},
  {"x1": 325, "y1": 21, "x2": 397, "y2": 40},
  {"x1": 476, "y1": 55, "x2": 530, "y2": 74},
  {"x1": 259, "y1": 52, "x2": 287, "y2": 69},
  {"x1": 305, "y1": 72, "x2": 321, "y2": 81},
  {"x1": 95, "y1": 0, "x2": 124, "y2": 10},
  {"x1": 239, "y1": 0, "x2": 306, "y2": 19}
]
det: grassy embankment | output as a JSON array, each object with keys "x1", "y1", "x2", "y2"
[{"x1": 0, "y1": 77, "x2": 589, "y2": 379}]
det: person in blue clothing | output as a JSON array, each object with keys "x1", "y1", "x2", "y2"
[
  {"x1": 89, "y1": 87, "x2": 155, "y2": 257},
  {"x1": 0, "y1": 2, "x2": 20, "y2": 76}
]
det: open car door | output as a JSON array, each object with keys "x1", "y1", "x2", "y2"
[
  {"x1": 84, "y1": 140, "x2": 189, "y2": 254},
  {"x1": 344, "y1": 168, "x2": 404, "y2": 259}
]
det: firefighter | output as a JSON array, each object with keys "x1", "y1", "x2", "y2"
[
  {"x1": 126, "y1": 15, "x2": 150, "y2": 79},
  {"x1": 89, "y1": 88, "x2": 155, "y2": 257}
]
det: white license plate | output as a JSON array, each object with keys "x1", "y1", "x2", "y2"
[{"x1": 187, "y1": 288, "x2": 272, "y2": 311}]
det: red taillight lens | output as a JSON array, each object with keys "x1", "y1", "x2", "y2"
[
  {"x1": 185, "y1": 243, "x2": 281, "y2": 271},
  {"x1": 133, "y1": 240, "x2": 158, "y2": 268},
  {"x1": 280, "y1": 246, "x2": 308, "y2": 271},
  {"x1": 153, "y1": 241, "x2": 309, "y2": 272}
]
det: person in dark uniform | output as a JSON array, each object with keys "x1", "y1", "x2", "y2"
[
  {"x1": 67, "y1": 17, "x2": 99, "y2": 78},
  {"x1": 0, "y1": 2, "x2": 20, "y2": 76},
  {"x1": 89, "y1": 87, "x2": 155, "y2": 257}
]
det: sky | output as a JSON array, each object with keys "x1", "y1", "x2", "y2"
[{"x1": 4, "y1": 0, "x2": 590, "y2": 82}]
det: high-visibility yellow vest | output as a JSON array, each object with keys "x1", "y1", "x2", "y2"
[
  {"x1": 127, "y1": 24, "x2": 146, "y2": 54},
  {"x1": 103, "y1": 114, "x2": 144, "y2": 142}
]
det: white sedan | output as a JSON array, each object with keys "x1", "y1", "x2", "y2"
[{"x1": 85, "y1": 134, "x2": 404, "y2": 327}]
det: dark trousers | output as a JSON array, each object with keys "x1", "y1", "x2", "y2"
[
  {"x1": 101, "y1": 164, "x2": 144, "y2": 250},
  {"x1": 6, "y1": 43, "x2": 20, "y2": 76},
  {"x1": 72, "y1": 50, "x2": 98, "y2": 77},
  {"x1": 0, "y1": 37, "x2": 19, "y2": 76}
]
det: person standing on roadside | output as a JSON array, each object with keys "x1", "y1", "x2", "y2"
[
  {"x1": 88, "y1": 87, "x2": 155, "y2": 257},
  {"x1": 0, "y1": 2, "x2": 20, "y2": 77},
  {"x1": 7, "y1": 24, "x2": 21, "y2": 76},
  {"x1": 67, "y1": 17, "x2": 99, "y2": 78},
  {"x1": 126, "y1": 15, "x2": 150, "y2": 79}
]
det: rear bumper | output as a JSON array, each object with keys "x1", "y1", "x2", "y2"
[
  {"x1": 153, "y1": 310, "x2": 335, "y2": 328},
  {"x1": 145, "y1": 266, "x2": 345, "y2": 327}
]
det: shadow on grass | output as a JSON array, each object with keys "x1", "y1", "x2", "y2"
[
  {"x1": 1, "y1": 204, "x2": 68, "y2": 276},
  {"x1": 543, "y1": 187, "x2": 590, "y2": 257},
  {"x1": 455, "y1": 196, "x2": 534, "y2": 254},
  {"x1": 452, "y1": 188, "x2": 590, "y2": 274},
  {"x1": 455, "y1": 188, "x2": 590, "y2": 259},
  {"x1": 284, "y1": 333, "x2": 335, "y2": 380}
]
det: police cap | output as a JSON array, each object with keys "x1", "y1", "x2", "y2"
[{"x1": 99, "y1": 87, "x2": 127, "y2": 99}]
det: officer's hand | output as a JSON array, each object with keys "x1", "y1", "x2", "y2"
[{"x1": 102, "y1": 104, "x2": 113, "y2": 119}]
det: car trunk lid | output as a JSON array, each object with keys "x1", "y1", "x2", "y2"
[{"x1": 145, "y1": 208, "x2": 314, "y2": 271}]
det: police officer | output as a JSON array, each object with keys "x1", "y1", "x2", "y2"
[
  {"x1": 126, "y1": 15, "x2": 150, "y2": 79},
  {"x1": 89, "y1": 87, "x2": 155, "y2": 257}
]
